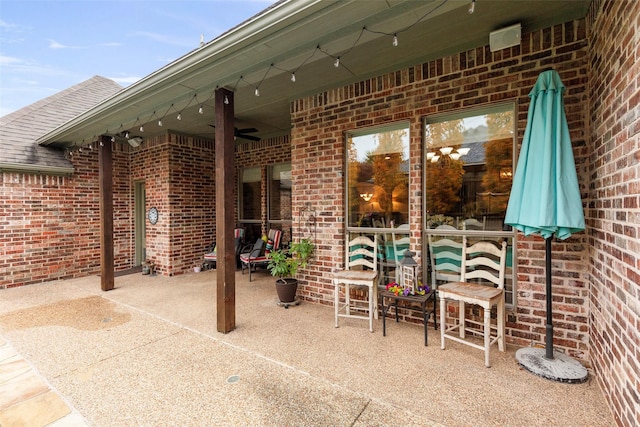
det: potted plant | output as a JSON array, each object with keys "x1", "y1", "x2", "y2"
[{"x1": 267, "y1": 238, "x2": 314, "y2": 304}]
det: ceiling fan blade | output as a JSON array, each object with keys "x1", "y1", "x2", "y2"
[
  {"x1": 236, "y1": 127, "x2": 258, "y2": 134},
  {"x1": 237, "y1": 134, "x2": 261, "y2": 142}
]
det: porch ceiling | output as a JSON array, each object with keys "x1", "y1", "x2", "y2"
[{"x1": 37, "y1": 0, "x2": 590, "y2": 149}]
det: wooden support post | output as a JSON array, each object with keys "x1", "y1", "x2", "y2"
[
  {"x1": 99, "y1": 135, "x2": 114, "y2": 291},
  {"x1": 215, "y1": 88, "x2": 236, "y2": 333}
]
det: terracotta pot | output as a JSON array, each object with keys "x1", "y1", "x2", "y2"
[{"x1": 275, "y1": 278, "x2": 298, "y2": 303}]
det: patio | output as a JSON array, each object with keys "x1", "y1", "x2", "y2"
[{"x1": 1, "y1": 271, "x2": 613, "y2": 426}]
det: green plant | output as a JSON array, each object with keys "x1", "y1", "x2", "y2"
[{"x1": 267, "y1": 238, "x2": 314, "y2": 279}]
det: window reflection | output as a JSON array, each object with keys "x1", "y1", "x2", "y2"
[
  {"x1": 347, "y1": 125, "x2": 410, "y2": 228},
  {"x1": 424, "y1": 108, "x2": 514, "y2": 231}
]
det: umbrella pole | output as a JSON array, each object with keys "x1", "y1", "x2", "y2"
[
  {"x1": 545, "y1": 237, "x2": 554, "y2": 360},
  {"x1": 515, "y1": 235, "x2": 588, "y2": 383}
]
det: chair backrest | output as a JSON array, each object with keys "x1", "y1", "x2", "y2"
[
  {"x1": 460, "y1": 237, "x2": 507, "y2": 289},
  {"x1": 346, "y1": 234, "x2": 378, "y2": 272},
  {"x1": 267, "y1": 229, "x2": 283, "y2": 251},
  {"x1": 428, "y1": 236, "x2": 463, "y2": 288},
  {"x1": 462, "y1": 217, "x2": 486, "y2": 230},
  {"x1": 234, "y1": 228, "x2": 245, "y2": 240},
  {"x1": 391, "y1": 226, "x2": 410, "y2": 265},
  {"x1": 249, "y1": 238, "x2": 265, "y2": 258}
]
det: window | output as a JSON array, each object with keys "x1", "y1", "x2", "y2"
[
  {"x1": 424, "y1": 105, "x2": 514, "y2": 231},
  {"x1": 268, "y1": 163, "x2": 292, "y2": 243},
  {"x1": 423, "y1": 104, "x2": 516, "y2": 304},
  {"x1": 239, "y1": 167, "x2": 261, "y2": 242},
  {"x1": 346, "y1": 123, "x2": 410, "y2": 229}
]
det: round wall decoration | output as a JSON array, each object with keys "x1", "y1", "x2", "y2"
[{"x1": 148, "y1": 207, "x2": 159, "y2": 225}]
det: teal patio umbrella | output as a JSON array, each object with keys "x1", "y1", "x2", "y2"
[{"x1": 505, "y1": 70, "x2": 587, "y2": 383}]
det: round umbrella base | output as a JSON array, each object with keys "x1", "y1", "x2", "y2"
[{"x1": 516, "y1": 347, "x2": 588, "y2": 384}]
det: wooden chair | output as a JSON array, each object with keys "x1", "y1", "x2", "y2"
[
  {"x1": 438, "y1": 237, "x2": 507, "y2": 367},
  {"x1": 333, "y1": 234, "x2": 379, "y2": 332},
  {"x1": 428, "y1": 235, "x2": 463, "y2": 289}
]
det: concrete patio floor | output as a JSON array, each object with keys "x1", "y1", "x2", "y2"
[{"x1": 0, "y1": 270, "x2": 614, "y2": 426}]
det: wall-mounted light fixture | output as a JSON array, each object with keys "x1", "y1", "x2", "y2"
[
  {"x1": 128, "y1": 136, "x2": 143, "y2": 147},
  {"x1": 360, "y1": 193, "x2": 373, "y2": 202}
]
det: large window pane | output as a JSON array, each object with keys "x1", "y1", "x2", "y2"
[
  {"x1": 240, "y1": 167, "x2": 261, "y2": 221},
  {"x1": 423, "y1": 104, "x2": 516, "y2": 305},
  {"x1": 347, "y1": 124, "x2": 410, "y2": 228},
  {"x1": 269, "y1": 164, "x2": 292, "y2": 221},
  {"x1": 424, "y1": 106, "x2": 514, "y2": 231}
]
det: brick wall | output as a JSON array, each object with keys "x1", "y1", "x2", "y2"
[
  {"x1": 291, "y1": 20, "x2": 592, "y2": 354},
  {"x1": 1, "y1": 151, "x2": 102, "y2": 288},
  {"x1": 587, "y1": 0, "x2": 640, "y2": 425}
]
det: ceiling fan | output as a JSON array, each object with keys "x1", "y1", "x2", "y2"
[{"x1": 208, "y1": 125, "x2": 260, "y2": 141}]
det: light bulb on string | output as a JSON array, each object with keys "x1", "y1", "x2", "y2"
[
  {"x1": 393, "y1": 34, "x2": 398, "y2": 47},
  {"x1": 88, "y1": 144, "x2": 93, "y2": 150},
  {"x1": 334, "y1": 57, "x2": 340, "y2": 68},
  {"x1": 140, "y1": 125, "x2": 144, "y2": 132},
  {"x1": 468, "y1": 0, "x2": 475, "y2": 14},
  {"x1": 198, "y1": 105, "x2": 204, "y2": 114},
  {"x1": 254, "y1": 87, "x2": 260, "y2": 97},
  {"x1": 224, "y1": 95, "x2": 229, "y2": 105},
  {"x1": 111, "y1": 136, "x2": 115, "y2": 143},
  {"x1": 177, "y1": 113, "x2": 182, "y2": 120},
  {"x1": 291, "y1": 72, "x2": 296, "y2": 82},
  {"x1": 158, "y1": 119, "x2": 163, "y2": 126},
  {"x1": 125, "y1": 131, "x2": 129, "y2": 139},
  {"x1": 100, "y1": 140, "x2": 104, "y2": 147}
]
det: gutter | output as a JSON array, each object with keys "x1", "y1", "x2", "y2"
[
  {"x1": 0, "y1": 162, "x2": 74, "y2": 176},
  {"x1": 36, "y1": 0, "x2": 329, "y2": 146}
]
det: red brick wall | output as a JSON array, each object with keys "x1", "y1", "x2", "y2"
[
  {"x1": 1, "y1": 151, "x2": 101, "y2": 288},
  {"x1": 587, "y1": 1, "x2": 640, "y2": 425},
  {"x1": 291, "y1": 20, "x2": 592, "y2": 353}
]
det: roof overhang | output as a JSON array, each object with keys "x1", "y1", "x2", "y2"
[{"x1": 37, "y1": 0, "x2": 591, "y2": 149}]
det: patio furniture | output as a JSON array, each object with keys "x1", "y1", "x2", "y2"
[
  {"x1": 333, "y1": 234, "x2": 379, "y2": 332},
  {"x1": 428, "y1": 236, "x2": 463, "y2": 289},
  {"x1": 462, "y1": 217, "x2": 486, "y2": 230},
  {"x1": 380, "y1": 225, "x2": 410, "y2": 285},
  {"x1": 381, "y1": 288, "x2": 437, "y2": 346},
  {"x1": 239, "y1": 229, "x2": 282, "y2": 281},
  {"x1": 438, "y1": 237, "x2": 507, "y2": 367},
  {"x1": 203, "y1": 228, "x2": 245, "y2": 269}
]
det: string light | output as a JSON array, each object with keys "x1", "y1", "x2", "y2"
[
  {"x1": 111, "y1": 136, "x2": 115, "y2": 142},
  {"x1": 468, "y1": 0, "x2": 475, "y2": 14},
  {"x1": 73, "y1": 0, "x2": 451, "y2": 148},
  {"x1": 125, "y1": 131, "x2": 129, "y2": 139}
]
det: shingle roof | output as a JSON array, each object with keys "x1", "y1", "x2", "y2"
[{"x1": 0, "y1": 76, "x2": 122, "y2": 172}]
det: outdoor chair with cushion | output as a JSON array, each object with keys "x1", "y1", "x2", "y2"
[
  {"x1": 438, "y1": 237, "x2": 507, "y2": 367},
  {"x1": 333, "y1": 234, "x2": 379, "y2": 332},
  {"x1": 203, "y1": 228, "x2": 245, "y2": 269},
  {"x1": 239, "y1": 229, "x2": 282, "y2": 281}
]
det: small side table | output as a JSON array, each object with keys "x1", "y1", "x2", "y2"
[{"x1": 381, "y1": 289, "x2": 437, "y2": 346}]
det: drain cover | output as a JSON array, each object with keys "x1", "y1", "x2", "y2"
[{"x1": 226, "y1": 375, "x2": 240, "y2": 384}]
